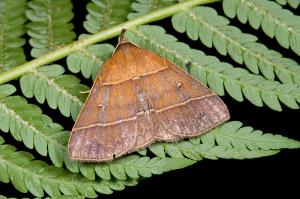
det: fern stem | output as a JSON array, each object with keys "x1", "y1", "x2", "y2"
[{"x1": 0, "y1": 0, "x2": 219, "y2": 84}]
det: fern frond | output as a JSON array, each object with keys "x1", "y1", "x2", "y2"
[
  {"x1": 25, "y1": 127, "x2": 295, "y2": 181},
  {"x1": 171, "y1": 6, "x2": 300, "y2": 85},
  {"x1": 84, "y1": 0, "x2": 133, "y2": 34},
  {"x1": 128, "y1": 0, "x2": 178, "y2": 19},
  {"x1": 1, "y1": 85, "x2": 298, "y2": 181},
  {"x1": 0, "y1": 135, "x2": 137, "y2": 198},
  {"x1": 222, "y1": 0, "x2": 300, "y2": 56},
  {"x1": 0, "y1": 0, "x2": 217, "y2": 85},
  {"x1": 0, "y1": 195, "x2": 82, "y2": 199},
  {"x1": 170, "y1": 143, "x2": 278, "y2": 160},
  {"x1": 199, "y1": 121, "x2": 300, "y2": 150},
  {"x1": 35, "y1": 129, "x2": 195, "y2": 180},
  {"x1": 0, "y1": 0, "x2": 27, "y2": 72},
  {"x1": 275, "y1": 0, "x2": 300, "y2": 8},
  {"x1": 20, "y1": 65, "x2": 89, "y2": 120},
  {"x1": 0, "y1": 89, "x2": 94, "y2": 179},
  {"x1": 66, "y1": 44, "x2": 114, "y2": 80},
  {"x1": 125, "y1": 25, "x2": 300, "y2": 111},
  {"x1": 26, "y1": 0, "x2": 76, "y2": 58},
  {"x1": 0, "y1": 90, "x2": 67, "y2": 161},
  {"x1": 102, "y1": 155, "x2": 195, "y2": 180},
  {"x1": 149, "y1": 121, "x2": 300, "y2": 160}
]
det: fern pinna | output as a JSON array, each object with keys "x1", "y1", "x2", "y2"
[{"x1": 0, "y1": 0, "x2": 299, "y2": 198}]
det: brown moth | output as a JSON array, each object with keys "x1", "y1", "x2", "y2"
[{"x1": 68, "y1": 30, "x2": 230, "y2": 162}]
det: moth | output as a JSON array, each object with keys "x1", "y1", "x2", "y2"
[{"x1": 68, "y1": 30, "x2": 230, "y2": 162}]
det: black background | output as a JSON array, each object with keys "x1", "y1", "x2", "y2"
[{"x1": 1, "y1": 1, "x2": 300, "y2": 198}]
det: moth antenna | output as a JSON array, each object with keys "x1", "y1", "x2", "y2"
[{"x1": 119, "y1": 28, "x2": 128, "y2": 44}]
